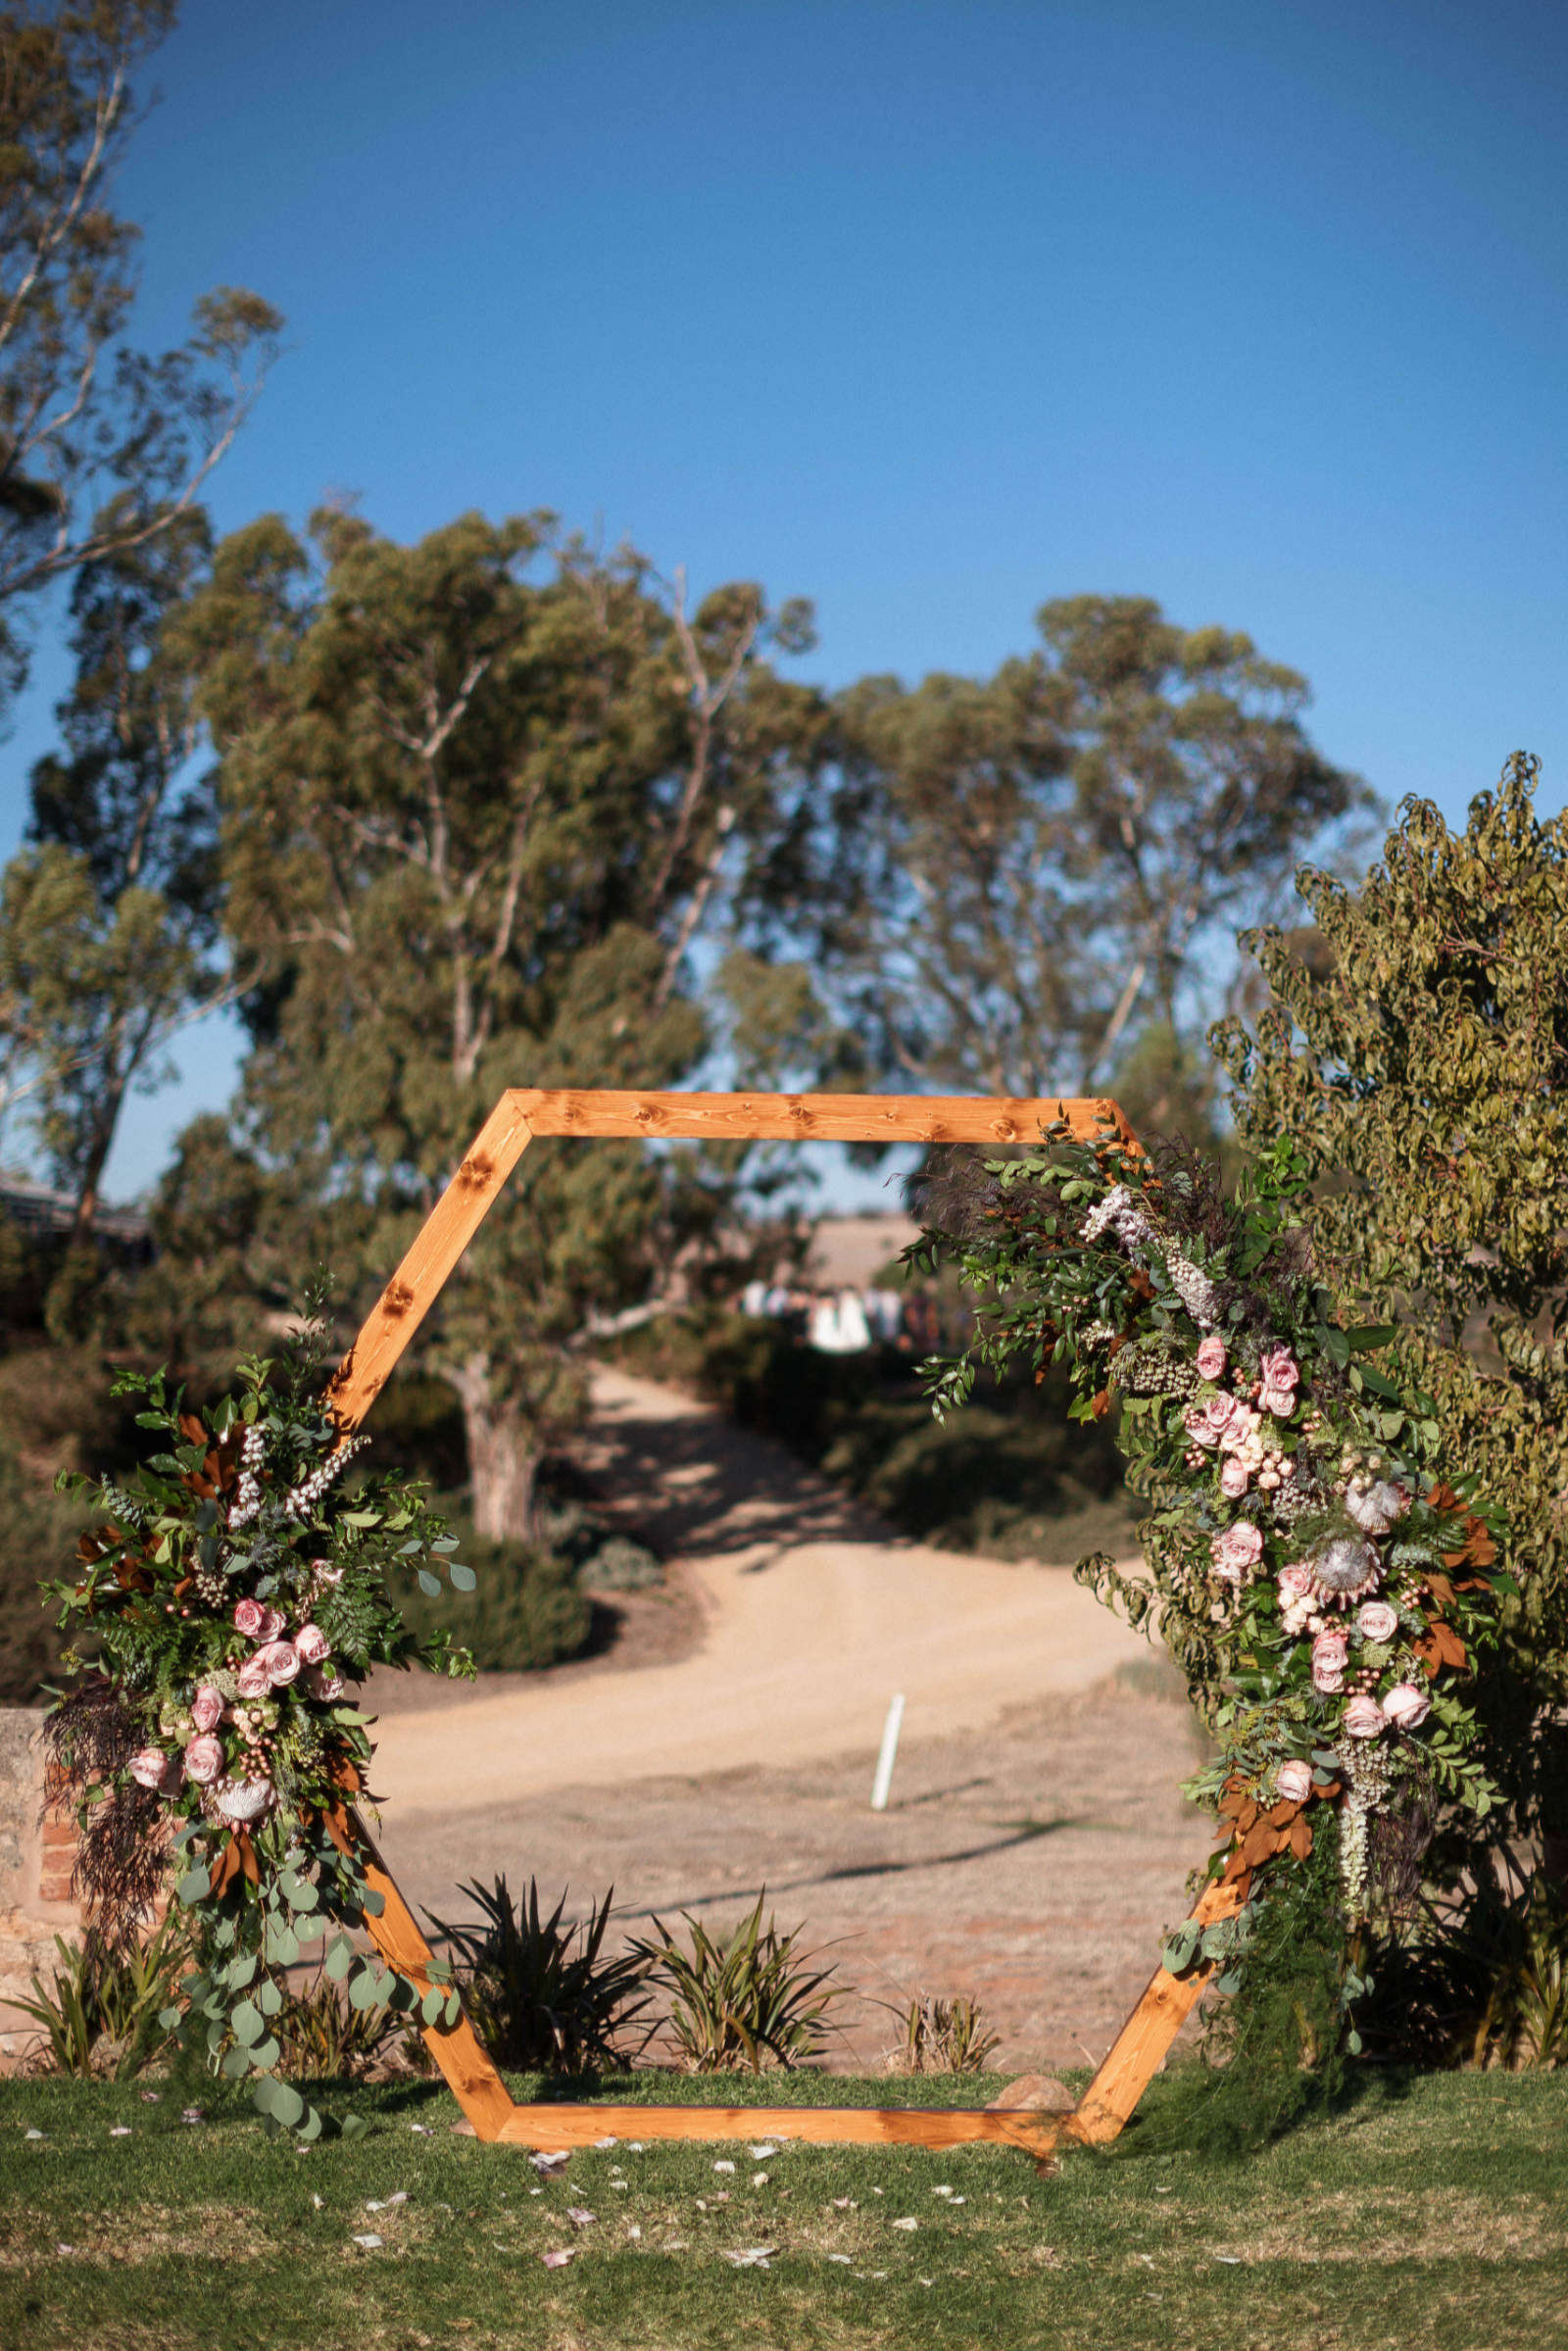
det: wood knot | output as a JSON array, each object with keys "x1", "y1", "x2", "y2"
[
  {"x1": 381, "y1": 1281, "x2": 416, "y2": 1319},
  {"x1": 459, "y1": 1153, "x2": 494, "y2": 1190}
]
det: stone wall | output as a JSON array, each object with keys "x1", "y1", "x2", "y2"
[{"x1": 0, "y1": 1704, "x2": 78, "y2": 2062}]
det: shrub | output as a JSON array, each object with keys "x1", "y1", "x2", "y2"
[
  {"x1": 886, "y1": 1991, "x2": 1001, "y2": 2075},
  {"x1": 392, "y1": 1527, "x2": 590, "y2": 1672},
  {"x1": 274, "y1": 1967, "x2": 429, "y2": 2082},
  {"x1": 1214, "y1": 755, "x2": 1568, "y2": 1855},
  {"x1": 13, "y1": 1911, "x2": 188, "y2": 2080},
  {"x1": 0, "y1": 1433, "x2": 84, "y2": 1700},
  {"x1": 631, "y1": 1893, "x2": 845, "y2": 2073},
  {"x1": 426, "y1": 1877, "x2": 651, "y2": 2071}
]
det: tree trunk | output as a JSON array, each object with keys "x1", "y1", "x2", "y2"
[{"x1": 449, "y1": 1353, "x2": 542, "y2": 1543}]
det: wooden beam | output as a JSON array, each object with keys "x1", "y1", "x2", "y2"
[
  {"x1": 351, "y1": 1805, "x2": 517, "y2": 2142},
  {"x1": 495, "y1": 2101, "x2": 1061, "y2": 2158},
  {"x1": 514, "y1": 1088, "x2": 1136, "y2": 1148},
  {"x1": 325, "y1": 1094, "x2": 536, "y2": 1434},
  {"x1": 1064, "y1": 1874, "x2": 1245, "y2": 2146}
]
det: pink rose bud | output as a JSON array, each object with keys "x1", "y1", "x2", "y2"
[
  {"x1": 1276, "y1": 1760, "x2": 1313, "y2": 1804},
  {"x1": 1356, "y1": 1601, "x2": 1399, "y2": 1644},
  {"x1": 183, "y1": 1734, "x2": 224, "y2": 1787},
  {"x1": 1382, "y1": 1682, "x2": 1431, "y2": 1731},
  {"x1": 190, "y1": 1685, "x2": 225, "y2": 1734},
  {"x1": 1311, "y1": 1629, "x2": 1348, "y2": 1692},
  {"x1": 260, "y1": 1639, "x2": 300, "y2": 1688},
  {"x1": 304, "y1": 1663, "x2": 346, "y2": 1701},
  {"x1": 1195, "y1": 1335, "x2": 1227, "y2": 1381},
  {"x1": 236, "y1": 1654, "x2": 271, "y2": 1699},
  {"x1": 232, "y1": 1597, "x2": 265, "y2": 1638},
  {"x1": 257, "y1": 1606, "x2": 286, "y2": 1642},
  {"x1": 1344, "y1": 1694, "x2": 1387, "y2": 1739},
  {"x1": 128, "y1": 1748, "x2": 174, "y2": 1792},
  {"x1": 1278, "y1": 1564, "x2": 1314, "y2": 1601},
  {"x1": 294, "y1": 1623, "x2": 330, "y2": 1665},
  {"x1": 1219, "y1": 1456, "x2": 1250, "y2": 1499}
]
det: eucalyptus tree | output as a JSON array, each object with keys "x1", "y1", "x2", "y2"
[
  {"x1": 0, "y1": 1, "x2": 279, "y2": 704},
  {"x1": 831, "y1": 595, "x2": 1373, "y2": 1114},
  {"x1": 188, "y1": 506, "x2": 828, "y2": 1537},
  {"x1": 0, "y1": 508, "x2": 223, "y2": 1238}
]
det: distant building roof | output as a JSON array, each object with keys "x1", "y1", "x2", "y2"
[{"x1": 0, "y1": 1171, "x2": 150, "y2": 1248}]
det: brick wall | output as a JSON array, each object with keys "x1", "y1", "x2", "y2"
[{"x1": 0, "y1": 1705, "x2": 80, "y2": 2063}]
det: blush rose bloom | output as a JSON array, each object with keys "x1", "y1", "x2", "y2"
[
  {"x1": 190, "y1": 1685, "x2": 224, "y2": 1734},
  {"x1": 232, "y1": 1597, "x2": 265, "y2": 1639},
  {"x1": 1259, "y1": 1345, "x2": 1299, "y2": 1394},
  {"x1": 1219, "y1": 1456, "x2": 1250, "y2": 1499},
  {"x1": 294, "y1": 1623, "x2": 330, "y2": 1665},
  {"x1": 1311, "y1": 1630, "x2": 1349, "y2": 1692},
  {"x1": 1344, "y1": 1694, "x2": 1387, "y2": 1739},
  {"x1": 1195, "y1": 1335, "x2": 1227, "y2": 1381},
  {"x1": 303, "y1": 1663, "x2": 345, "y2": 1702},
  {"x1": 183, "y1": 1734, "x2": 224, "y2": 1786},
  {"x1": 1278, "y1": 1564, "x2": 1314, "y2": 1602},
  {"x1": 1356, "y1": 1600, "x2": 1399, "y2": 1644},
  {"x1": 1276, "y1": 1760, "x2": 1313, "y2": 1804},
  {"x1": 128, "y1": 1747, "x2": 176, "y2": 1792},
  {"x1": 1383, "y1": 1682, "x2": 1432, "y2": 1731},
  {"x1": 1184, "y1": 1397, "x2": 1231, "y2": 1449},
  {"x1": 259, "y1": 1639, "x2": 300, "y2": 1688},
  {"x1": 256, "y1": 1606, "x2": 286, "y2": 1642},
  {"x1": 236, "y1": 1654, "x2": 271, "y2": 1699},
  {"x1": 1210, "y1": 1522, "x2": 1264, "y2": 1584}
]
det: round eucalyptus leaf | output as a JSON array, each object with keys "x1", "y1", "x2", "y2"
[
  {"x1": 449, "y1": 1563, "x2": 476, "y2": 1592},
  {"x1": 270, "y1": 2080, "x2": 305, "y2": 2128},
  {"x1": 230, "y1": 1999, "x2": 264, "y2": 2046},
  {"x1": 251, "y1": 2033, "x2": 281, "y2": 2069},
  {"x1": 258, "y1": 1979, "x2": 284, "y2": 2017},
  {"x1": 176, "y1": 1865, "x2": 211, "y2": 1907},
  {"x1": 221, "y1": 2046, "x2": 251, "y2": 2079},
  {"x1": 416, "y1": 1568, "x2": 441, "y2": 1597}
]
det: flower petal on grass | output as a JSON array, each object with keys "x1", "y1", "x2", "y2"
[{"x1": 540, "y1": 2248, "x2": 574, "y2": 2269}]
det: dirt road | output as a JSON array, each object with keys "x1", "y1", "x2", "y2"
[
  {"x1": 368, "y1": 1367, "x2": 1212, "y2": 2068},
  {"x1": 370, "y1": 1365, "x2": 1152, "y2": 1810}
]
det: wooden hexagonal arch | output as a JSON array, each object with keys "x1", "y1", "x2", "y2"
[{"x1": 324, "y1": 1091, "x2": 1237, "y2": 2163}]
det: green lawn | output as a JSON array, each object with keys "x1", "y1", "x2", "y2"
[{"x1": 2, "y1": 2066, "x2": 1565, "y2": 2350}]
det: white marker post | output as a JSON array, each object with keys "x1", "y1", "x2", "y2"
[{"x1": 869, "y1": 1692, "x2": 906, "y2": 1812}]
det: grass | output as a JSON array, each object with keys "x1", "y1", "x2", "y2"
[{"x1": 3, "y1": 2067, "x2": 1566, "y2": 2349}]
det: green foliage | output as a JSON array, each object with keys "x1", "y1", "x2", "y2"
[
  {"x1": 829, "y1": 594, "x2": 1374, "y2": 1102},
  {"x1": 1214, "y1": 754, "x2": 1568, "y2": 1846},
  {"x1": 1368, "y1": 1863, "x2": 1568, "y2": 2071},
  {"x1": 0, "y1": 1426, "x2": 81, "y2": 1698},
  {"x1": 426, "y1": 1877, "x2": 651, "y2": 2072},
  {"x1": 632, "y1": 1893, "x2": 846, "y2": 2073},
  {"x1": 12, "y1": 1910, "x2": 189, "y2": 2081},
  {"x1": 886, "y1": 1991, "x2": 1002, "y2": 2076},
  {"x1": 44, "y1": 1306, "x2": 473, "y2": 2137},
  {"x1": 273, "y1": 1966, "x2": 429, "y2": 2084}
]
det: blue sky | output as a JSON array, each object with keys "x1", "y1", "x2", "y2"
[{"x1": 1, "y1": 0, "x2": 1564, "y2": 1199}]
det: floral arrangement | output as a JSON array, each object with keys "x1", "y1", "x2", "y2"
[
  {"x1": 45, "y1": 1310, "x2": 476, "y2": 2137},
  {"x1": 913, "y1": 1121, "x2": 1513, "y2": 2040}
]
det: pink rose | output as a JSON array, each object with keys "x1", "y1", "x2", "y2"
[
  {"x1": 1216, "y1": 1399, "x2": 1257, "y2": 1456},
  {"x1": 232, "y1": 1597, "x2": 265, "y2": 1638},
  {"x1": 190, "y1": 1685, "x2": 224, "y2": 1734},
  {"x1": 1311, "y1": 1629, "x2": 1348, "y2": 1692},
  {"x1": 1195, "y1": 1336, "x2": 1227, "y2": 1381},
  {"x1": 1219, "y1": 1456, "x2": 1250, "y2": 1499},
  {"x1": 1210, "y1": 1522, "x2": 1264, "y2": 1584},
  {"x1": 183, "y1": 1734, "x2": 224, "y2": 1787},
  {"x1": 1344, "y1": 1694, "x2": 1387, "y2": 1739},
  {"x1": 1259, "y1": 1345, "x2": 1299, "y2": 1394},
  {"x1": 1184, "y1": 1398, "x2": 1229, "y2": 1449},
  {"x1": 1276, "y1": 1760, "x2": 1313, "y2": 1804},
  {"x1": 1356, "y1": 1601, "x2": 1399, "y2": 1645},
  {"x1": 256, "y1": 1606, "x2": 286, "y2": 1642},
  {"x1": 294, "y1": 1623, "x2": 330, "y2": 1665},
  {"x1": 236, "y1": 1654, "x2": 271, "y2": 1699},
  {"x1": 128, "y1": 1747, "x2": 176, "y2": 1792},
  {"x1": 1382, "y1": 1682, "x2": 1431, "y2": 1731},
  {"x1": 303, "y1": 1663, "x2": 346, "y2": 1702},
  {"x1": 259, "y1": 1639, "x2": 300, "y2": 1688},
  {"x1": 1278, "y1": 1564, "x2": 1314, "y2": 1602}
]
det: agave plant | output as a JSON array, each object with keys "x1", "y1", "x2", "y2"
[
  {"x1": 631, "y1": 1892, "x2": 845, "y2": 2073},
  {"x1": 887, "y1": 1990, "x2": 1001, "y2": 2076},
  {"x1": 425, "y1": 1877, "x2": 651, "y2": 2071},
  {"x1": 13, "y1": 1909, "x2": 189, "y2": 2080}
]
